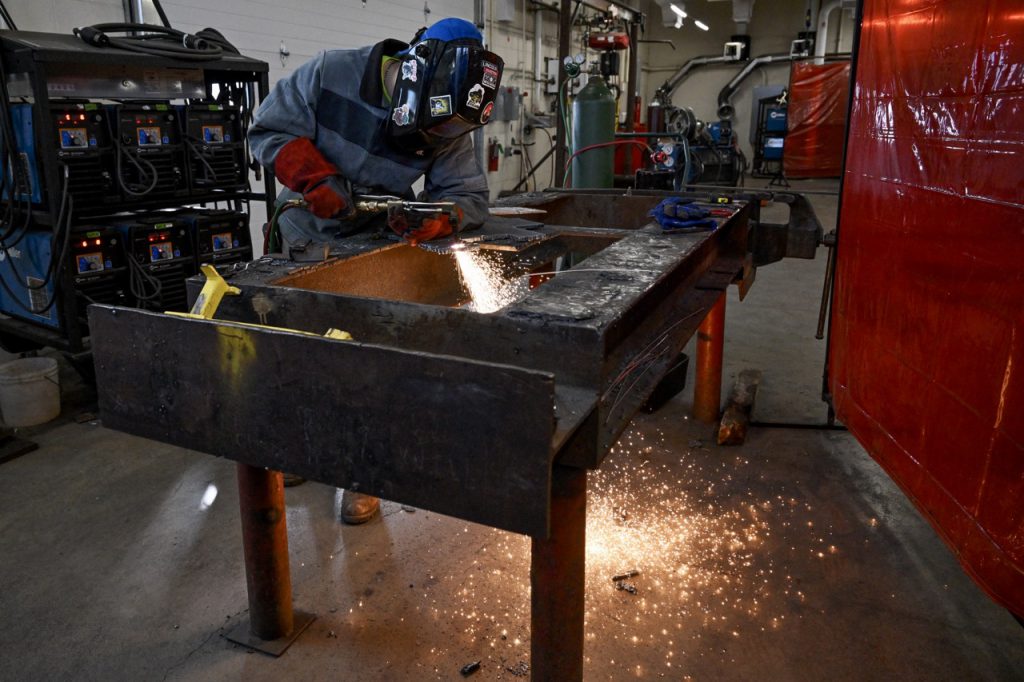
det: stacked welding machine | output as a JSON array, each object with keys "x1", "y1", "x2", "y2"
[{"x1": 0, "y1": 23, "x2": 272, "y2": 360}]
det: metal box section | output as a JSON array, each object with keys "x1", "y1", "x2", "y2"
[
  {"x1": 273, "y1": 244, "x2": 471, "y2": 307},
  {"x1": 91, "y1": 192, "x2": 750, "y2": 537}
]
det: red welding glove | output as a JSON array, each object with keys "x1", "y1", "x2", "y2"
[
  {"x1": 274, "y1": 137, "x2": 355, "y2": 220},
  {"x1": 389, "y1": 206, "x2": 462, "y2": 245}
]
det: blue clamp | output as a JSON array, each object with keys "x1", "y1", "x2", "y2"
[{"x1": 649, "y1": 198, "x2": 717, "y2": 232}]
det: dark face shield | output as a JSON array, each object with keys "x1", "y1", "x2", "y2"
[{"x1": 386, "y1": 39, "x2": 504, "y2": 155}]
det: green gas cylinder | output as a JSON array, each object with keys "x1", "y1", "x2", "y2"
[{"x1": 571, "y1": 74, "x2": 616, "y2": 188}]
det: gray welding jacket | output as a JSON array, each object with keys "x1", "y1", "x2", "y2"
[{"x1": 248, "y1": 40, "x2": 490, "y2": 244}]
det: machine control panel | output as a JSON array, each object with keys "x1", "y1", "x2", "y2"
[
  {"x1": 70, "y1": 228, "x2": 124, "y2": 279},
  {"x1": 120, "y1": 219, "x2": 193, "y2": 268},
  {"x1": 55, "y1": 102, "x2": 112, "y2": 153},
  {"x1": 117, "y1": 105, "x2": 181, "y2": 149},
  {"x1": 190, "y1": 209, "x2": 252, "y2": 266}
]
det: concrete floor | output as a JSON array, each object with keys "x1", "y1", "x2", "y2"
[{"x1": 1, "y1": 182, "x2": 1022, "y2": 681}]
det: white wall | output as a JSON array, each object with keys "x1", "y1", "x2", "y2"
[{"x1": 4, "y1": 0, "x2": 123, "y2": 32}]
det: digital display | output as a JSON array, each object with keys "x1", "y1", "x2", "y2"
[
  {"x1": 150, "y1": 241, "x2": 174, "y2": 262},
  {"x1": 60, "y1": 128, "x2": 88, "y2": 149},
  {"x1": 76, "y1": 252, "x2": 105, "y2": 274},
  {"x1": 202, "y1": 125, "x2": 224, "y2": 143},
  {"x1": 211, "y1": 231, "x2": 234, "y2": 252},
  {"x1": 137, "y1": 127, "x2": 162, "y2": 146}
]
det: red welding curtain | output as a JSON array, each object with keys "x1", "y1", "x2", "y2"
[
  {"x1": 784, "y1": 60, "x2": 851, "y2": 177},
  {"x1": 830, "y1": 0, "x2": 1024, "y2": 617}
]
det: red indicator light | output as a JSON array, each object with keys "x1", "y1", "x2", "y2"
[
  {"x1": 79, "y1": 114, "x2": 85, "y2": 121},
  {"x1": 65, "y1": 114, "x2": 71, "y2": 120},
  {"x1": 94, "y1": 239, "x2": 101, "y2": 245},
  {"x1": 135, "y1": 119, "x2": 141, "y2": 124},
  {"x1": 80, "y1": 240, "x2": 87, "y2": 248}
]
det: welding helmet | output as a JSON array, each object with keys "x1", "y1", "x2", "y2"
[{"x1": 386, "y1": 18, "x2": 504, "y2": 155}]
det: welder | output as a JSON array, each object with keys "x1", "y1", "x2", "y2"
[
  {"x1": 248, "y1": 18, "x2": 504, "y2": 523},
  {"x1": 249, "y1": 17, "x2": 503, "y2": 250}
]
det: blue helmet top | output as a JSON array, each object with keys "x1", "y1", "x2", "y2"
[{"x1": 417, "y1": 18, "x2": 482, "y2": 44}]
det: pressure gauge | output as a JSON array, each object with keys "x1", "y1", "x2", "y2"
[{"x1": 561, "y1": 54, "x2": 585, "y2": 78}]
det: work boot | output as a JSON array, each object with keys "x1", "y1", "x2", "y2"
[{"x1": 341, "y1": 490, "x2": 380, "y2": 524}]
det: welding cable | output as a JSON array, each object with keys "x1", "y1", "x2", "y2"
[
  {"x1": 559, "y1": 78, "x2": 572, "y2": 163},
  {"x1": 24, "y1": 168, "x2": 72, "y2": 290},
  {"x1": 561, "y1": 139, "x2": 653, "y2": 186},
  {"x1": 537, "y1": 127, "x2": 556, "y2": 188},
  {"x1": 0, "y1": 192, "x2": 74, "y2": 316},
  {"x1": 185, "y1": 138, "x2": 220, "y2": 185},
  {"x1": 603, "y1": 308, "x2": 705, "y2": 422},
  {"x1": 3, "y1": 164, "x2": 70, "y2": 292},
  {"x1": 73, "y1": 24, "x2": 225, "y2": 61},
  {"x1": 151, "y1": 0, "x2": 172, "y2": 28},
  {"x1": 677, "y1": 136, "x2": 692, "y2": 191},
  {"x1": 117, "y1": 147, "x2": 160, "y2": 197},
  {"x1": 126, "y1": 250, "x2": 164, "y2": 303},
  {"x1": 265, "y1": 199, "x2": 307, "y2": 254},
  {"x1": 0, "y1": 57, "x2": 30, "y2": 234}
]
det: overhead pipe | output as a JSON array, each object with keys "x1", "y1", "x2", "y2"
[
  {"x1": 716, "y1": 52, "x2": 793, "y2": 119},
  {"x1": 656, "y1": 54, "x2": 746, "y2": 104},
  {"x1": 815, "y1": 0, "x2": 842, "y2": 57}
]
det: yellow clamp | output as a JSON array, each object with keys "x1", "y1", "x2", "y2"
[{"x1": 166, "y1": 264, "x2": 353, "y2": 340}]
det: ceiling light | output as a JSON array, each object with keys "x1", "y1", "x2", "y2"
[
  {"x1": 694, "y1": 19, "x2": 710, "y2": 30},
  {"x1": 674, "y1": 16, "x2": 683, "y2": 28},
  {"x1": 670, "y1": 3, "x2": 687, "y2": 18}
]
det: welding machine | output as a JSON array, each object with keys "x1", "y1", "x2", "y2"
[
  {"x1": 68, "y1": 227, "x2": 129, "y2": 326},
  {"x1": 54, "y1": 101, "x2": 119, "y2": 212},
  {"x1": 183, "y1": 104, "x2": 247, "y2": 194},
  {"x1": 111, "y1": 215, "x2": 196, "y2": 312},
  {"x1": 179, "y1": 208, "x2": 252, "y2": 270},
  {"x1": 113, "y1": 103, "x2": 189, "y2": 202},
  {"x1": 0, "y1": 230, "x2": 59, "y2": 328},
  {"x1": 0, "y1": 227, "x2": 130, "y2": 332}
]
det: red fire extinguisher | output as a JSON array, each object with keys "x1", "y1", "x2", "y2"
[{"x1": 488, "y1": 138, "x2": 500, "y2": 172}]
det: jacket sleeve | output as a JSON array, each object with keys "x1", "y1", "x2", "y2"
[
  {"x1": 248, "y1": 53, "x2": 325, "y2": 172},
  {"x1": 423, "y1": 134, "x2": 490, "y2": 231}
]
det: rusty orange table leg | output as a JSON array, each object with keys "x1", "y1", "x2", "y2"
[
  {"x1": 693, "y1": 293, "x2": 726, "y2": 423},
  {"x1": 225, "y1": 463, "x2": 314, "y2": 656},
  {"x1": 531, "y1": 464, "x2": 587, "y2": 681}
]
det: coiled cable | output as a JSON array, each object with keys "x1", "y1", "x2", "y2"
[{"x1": 73, "y1": 23, "x2": 236, "y2": 61}]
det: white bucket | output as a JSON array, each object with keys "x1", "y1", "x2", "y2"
[{"x1": 0, "y1": 357, "x2": 61, "y2": 427}]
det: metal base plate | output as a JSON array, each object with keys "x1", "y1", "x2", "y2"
[{"x1": 223, "y1": 610, "x2": 316, "y2": 657}]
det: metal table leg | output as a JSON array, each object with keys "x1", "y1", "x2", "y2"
[
  {"x1": 224, "y1": 463, "x2": 315, "y2": 656},
  {"x1": 531, "y1": 464, "x2": 587, "y2": 681},
  {"x1": 694, "y1": 293, "x2": 726, "y2": 423}
]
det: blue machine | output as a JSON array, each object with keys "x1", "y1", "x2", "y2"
[
  {"x1": 1, "y1": 104, "x2": 43, "y2": 205},
  {"x1": 0, "y1": 231, "x2": 59, "y2": 329},
  {"x1": 649, "y1": 118, "x2": 742, "y2": 188},
  {"x1": 760, "y1": 104, "x2": 787, "y2": 161}
]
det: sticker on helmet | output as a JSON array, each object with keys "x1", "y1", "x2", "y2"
[
  {"x1": 481, "y1": 67, "x2": 498, "y2": 90},
  {"x1": 401, "y1": 60, "x2": 418, "y2": 82},
  {"x1": 466, "y1": 84, "x2": 485, "y2": 110},
  {"x1": 429, "y1": 95, "x2": 452, "y2": 117},
  {"x1": 480, "y1": 101, "x2": 494, "y2": 124},
  {"x1": 392, "y1": 103, "x2": 411, "y2": 126}
]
